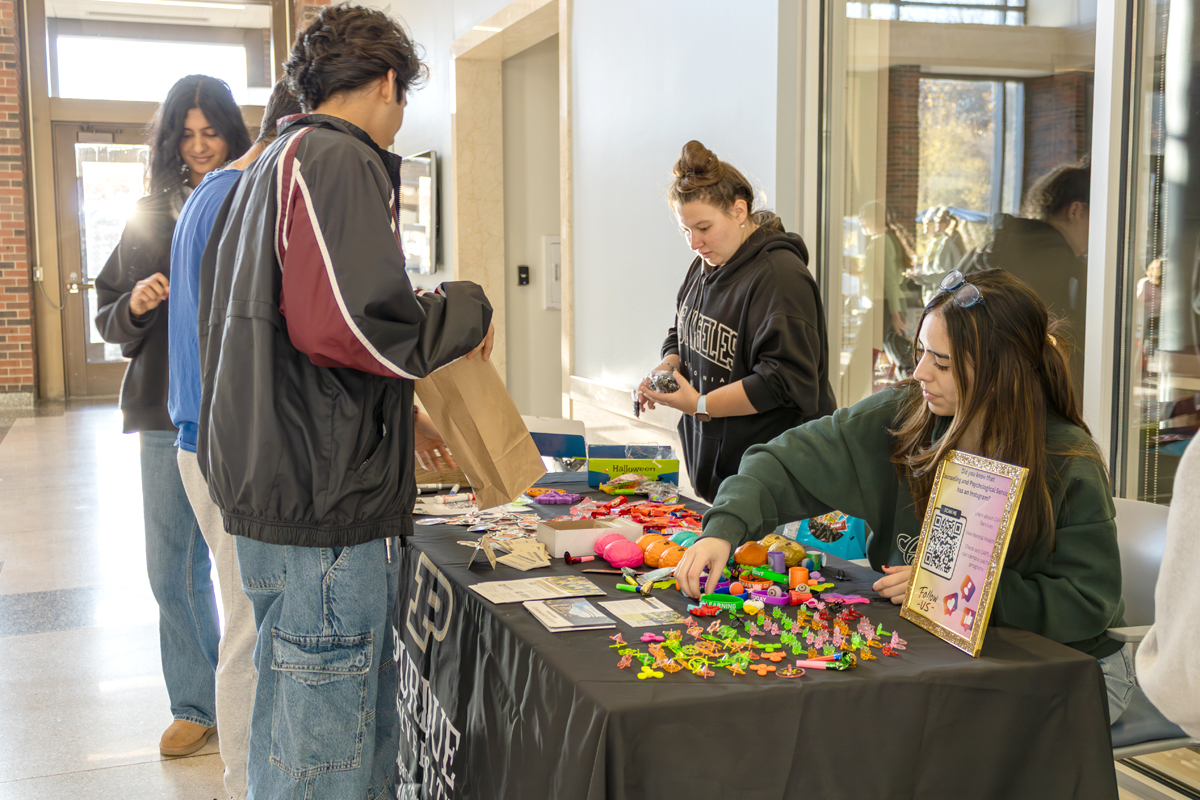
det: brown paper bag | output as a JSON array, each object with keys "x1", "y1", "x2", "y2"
[{"x1": 415, "y1": 356, "x2": 546, "y2": 510}]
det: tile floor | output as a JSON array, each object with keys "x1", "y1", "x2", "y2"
[
  {"x1": 1, "y1": 402, "x2": 1197, "y2": 800},
  {"x1": 0, "y1": 404, "x2": 225, "y2": 799}
]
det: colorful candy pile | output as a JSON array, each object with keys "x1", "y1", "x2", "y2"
[
  {"x1": 561, "y1": 495, "x2": 703, "y2": 536},
  {"x1": 610, "y1": 602, "x2": 907, "y2": 679}
]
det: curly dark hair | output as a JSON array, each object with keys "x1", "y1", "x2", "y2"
[
  {"x1": 285, "y1": 4, "x2": 428, "y2": 112},
  {"x1": 146, "y1": 75, "x2": 251, "y2": 194}
]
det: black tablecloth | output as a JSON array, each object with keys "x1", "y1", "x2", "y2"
[{"x1": 394, "y1": 474, "x2": 1118, "y2": 800}]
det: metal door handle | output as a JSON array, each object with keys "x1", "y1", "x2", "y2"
[{"x1": 66, "y1": 281, "x2": 95, "y2": 294}]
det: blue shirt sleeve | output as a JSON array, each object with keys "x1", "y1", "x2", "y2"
[{"x1": 168, "y1": 168, "x2": 243, "y2": 451}]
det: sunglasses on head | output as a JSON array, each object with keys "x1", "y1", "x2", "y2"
[{"x1": 928, "y1": 269, "x2": 985, "y2": 310}]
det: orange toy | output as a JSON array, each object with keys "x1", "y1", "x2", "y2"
[
  {"x1": 734, "y1": 541, "x2": 769, "y2": 567},
  {"x1": 658, "y1": 545, "x2": 686, "y2": 568},
  {"x1": 637, "y1": 533, "x2": 667, "y2": 552},
  {"x1": 789, "y1": 567, "x2": 810, "y2": 589},
  {"x1": 643, "y1": 538, "x2": 676, "y2": 568},
  {"x1": 728, "y1": 581, "x2": 745, "y2": 595}
]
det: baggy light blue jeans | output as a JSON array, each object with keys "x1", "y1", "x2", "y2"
[
  {"x1": 139, "y1": 430, "x2": 218, "y2": 727},
  {"x1": 237, "y1": 535, "x2": 400, "y2": 800}
]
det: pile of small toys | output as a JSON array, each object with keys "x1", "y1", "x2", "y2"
[
  {"x1": 610, "y1": 601, "x2": 907, "y2": 680},
  {"x1": 599, "y1": 533, "x2": 908, "y2": 679}
]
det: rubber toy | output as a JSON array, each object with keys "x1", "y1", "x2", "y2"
[
  {"x1": 594, "y1": 533, "x2": 627, "y2": 557},
  {"x1": 766, "y1": 550, "x2": 787, "y2": 574},
  {"x1": 743, "y1": 599, "x2": 765, "y2": 615},
  {"x1": 789, "y1": 567, "x2": 810, "y2": 589},
  {"x1": 768, "y1": 539, "x2": 806, "y2": 568},
  {"x1": 699, "y1": 594, "x2": 743, "y2": 612},
  {"x1": 643, "y1": 538, "x2": 676, "y2": 568},
  {"x1": 748, "y1": 565, "x2": 789, "y2": 584},
  {"x1": 602, "y1": 538, "x2": 644, "y2": 568},
  {"x1": 658, "y1": 545, "x2": 687, "y2": 568},
  {"x1": 734, "y1": 541, "x2": 769, "y2": 567},
  {"x1": 637, "y1": 533, "x2": 667, "y2": 551},
  {"x1": 727, "y1": 581, "x2": 744, "y2": 595},
  {"x1": 669, "y1": 530, "x2": 699, "y2": 547}
]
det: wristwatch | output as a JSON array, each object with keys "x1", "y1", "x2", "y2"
[{"x1": 694, "y1": 394, "x2": 712, "y2": 423}]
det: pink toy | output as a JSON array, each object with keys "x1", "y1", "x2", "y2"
[
  {"x1": 602, "y1": 538, "x2": 644, "y2": 568},
  {"x1": 640, "y1": 632, "x2": 666, "y2": 643},
  {"x1": 593, "y1": 533, "x2": 627, "y2": 557}
]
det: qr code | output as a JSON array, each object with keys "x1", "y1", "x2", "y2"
[{"x1": 920, "y1": 505, "x2": 966, "y2": 580}]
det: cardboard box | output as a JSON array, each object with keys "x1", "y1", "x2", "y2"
[
  {"x1": 586, "y1": 445, "x2": 680, "y2": 489},
  {"x1": 535, "y1": 518, "x2": 643, "y2": 559}
]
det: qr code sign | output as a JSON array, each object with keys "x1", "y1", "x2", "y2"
[{"x1": 921, "y1": 505, "x2": 966, "y2": 580}]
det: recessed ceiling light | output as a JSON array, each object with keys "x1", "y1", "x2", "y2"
[{"x1": 86, "y1": 0, "x2": 247, "y2": 10}]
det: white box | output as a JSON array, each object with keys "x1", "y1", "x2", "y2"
[{"x1": 535, "y1": 518, "x2": 643, "y2": 559}]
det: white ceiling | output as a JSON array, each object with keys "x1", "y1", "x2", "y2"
[{"x1": 47, "y1": 0, "x2": 271, "y2": 29}]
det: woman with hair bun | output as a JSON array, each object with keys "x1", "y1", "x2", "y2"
[
  {"x1": 676, "y1": 269, "x2": 1133, "y2": 722},
  {"x1": 639, "y1": 140, "x2": 837, "y2": 502}
]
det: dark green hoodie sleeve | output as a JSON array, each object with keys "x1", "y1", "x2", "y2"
[
  {"x1": 702, "y1": 389, "x2": 905, "y2": 548},
  {"x1": 992, "y1": 442, "x2": 1124, "y2": 653}
]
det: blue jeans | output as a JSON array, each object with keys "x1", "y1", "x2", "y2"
[
  {"x1": 140, "y1": 431, "x2": 219, "y2": 727},
  {"x1": 237, "y1": 536, "x2": 400, "y2": 800},
  {"x1": 1100, "y1": 643, "x2": 1137, "y2": 724}
]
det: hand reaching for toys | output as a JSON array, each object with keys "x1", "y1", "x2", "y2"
[
  {"x1": 674, "y1": 536, "x2": 732, "y2": 599},
  {"x1": 872, "y1": 564, "x2": 912, "y2": 604}
]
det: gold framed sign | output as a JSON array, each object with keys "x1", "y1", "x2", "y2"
[{"x1": 900, "y1": 450, "x2": 1029, "y2": 657}]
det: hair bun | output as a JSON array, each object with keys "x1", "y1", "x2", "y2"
[{"x1": 673, "y1": 140, "x2": 723, "y2": 193}]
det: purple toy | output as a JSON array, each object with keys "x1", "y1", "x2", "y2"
[{"x1": 534, "y1": 490, "x2": 583, "y2": 504}]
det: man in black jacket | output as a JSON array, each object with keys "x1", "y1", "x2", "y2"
[{"x1": 198, "y1": 7, "x2": 493, "y2": 798}]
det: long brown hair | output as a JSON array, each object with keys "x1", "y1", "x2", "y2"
[
  {"x1": 890, "y1": 270, "x2": 1101, "y2": 561},
  {"x1": 669, "y1": 140, "x2": 783, "y2": 231}
]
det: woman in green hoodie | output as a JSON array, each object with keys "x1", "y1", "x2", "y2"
[{"x1": 676, "y1": 268, "x2": 1133, "y2": 721}]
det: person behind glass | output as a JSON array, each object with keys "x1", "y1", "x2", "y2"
[
  {"x1": 676, "y1": 269, "x2": 1134, "y2": 723},
  {"x1": 638, "y1": 141, "x2": 836, "y2": 503},
  {"x1": 94, "y1": 74, "x2": 251, "y2": 758},
  {"x1": 198, "y1": 7, "x2": 494, "y2": 799},
  {"x1": 859, "y1": 201, "x2": 921, "y2": 376},
  {"x1": 911, "y1": 206, "x2": 966, "y2": 305},
  {"x1": 959, "y1": 162, "x2": 1090, "y2": 394}
]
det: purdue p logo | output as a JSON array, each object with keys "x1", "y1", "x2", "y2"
[{"x1": 405, "y1": 552, "x2": 454, "y2": 652}]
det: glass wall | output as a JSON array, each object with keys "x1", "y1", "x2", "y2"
[
  {"x1": 1117, "y1": 0, "x2": 1199, "y2": 503},
  {"x1": 822, "y1": 2, "x2": 1097, "y2": 404}
]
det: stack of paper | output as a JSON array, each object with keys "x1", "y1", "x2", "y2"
[{"x1": 523, "y1": 598, "x2": 615, "y2": 632}]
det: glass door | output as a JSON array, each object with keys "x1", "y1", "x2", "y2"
[
  {"x1": 820, "y1": 1, "x2": 1097, "y2": 408},
  {"x1": 1115, "y1": 0, "x2": 1199, "y2": 504},
  {"x1": 53, "y1": 123, "x2": 150, "y2": 397}
]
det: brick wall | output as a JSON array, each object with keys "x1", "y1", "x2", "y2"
[
  {"x1": 1024, "y1": 71, "x2": 1093, "y2": 195},
  {"x1": 886, "y1": 66, "x2": 921, "y2": 248},
  {"x1": 0, "y1": 0, "x2": 32, "y2": 400}
]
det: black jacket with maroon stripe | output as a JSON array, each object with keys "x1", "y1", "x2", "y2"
[
  {"x1": 662, "y1": 227, "x2": 836, "y2": 503},
  {"x1": 198, "y1": 115, "x2": 492, "y2": 547}
]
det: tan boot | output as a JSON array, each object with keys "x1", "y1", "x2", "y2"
[{"x1": 159, "y1": 720, "x2": 216, "y2": 757}]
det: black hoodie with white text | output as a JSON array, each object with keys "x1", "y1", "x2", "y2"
[{"x1": 662, "y1": 226, "x2": 837, "y2": 502}]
